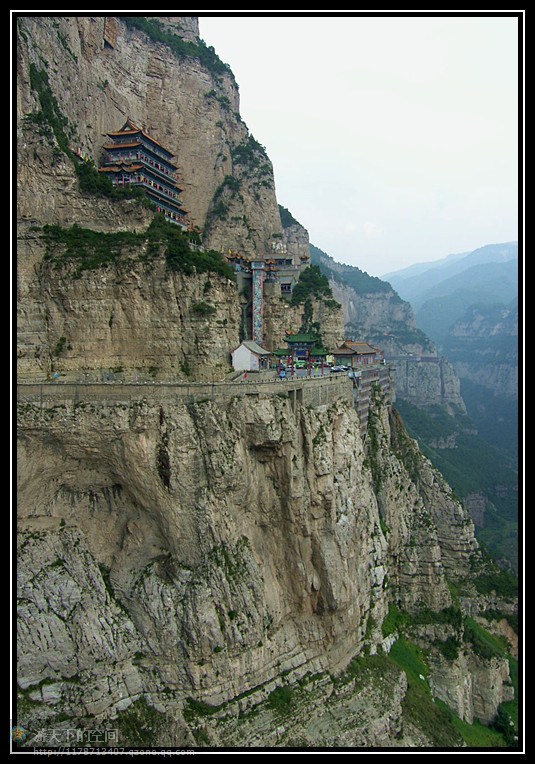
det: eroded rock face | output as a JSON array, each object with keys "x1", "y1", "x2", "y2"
[
  {"x1": 17, "y1": 387, "x2": 485, "y2": 745},
  {"x1": 17, "y1": 224, "x2": 242, "y2": 382},
  {"x1": 263, "y1": 295, "x2": 344, "y2": 353},
  {"x1": 325, "y1": 275, "x2": 467, "y2": 414},
  {"x1": 17, "y1": 16, "x2": 282, "y2": 257},
  {"x1": 16, "y1": 15, "x2": 344, "y2": 376},
  {"x1": 17, "y1": 395, "x2": 386, "y2": 707},
  {"x1": 428, "y1": 652, "x2": 514, "y2": 725},
  {"x1": 367, "y1": 395, "x2": 477, "y2": 612},
  {"x1": 333, "y1": 287, "x2": 425, "y2": 355},
  {"x1": 444, "y1": 302, "x2": 518, "y2": 400},
  {"x1": 464, "y1": 492, "x2": 487, "y2": 528},
  {"x1": 389, "y1": 357, "x2": 467, "y2": 416}
]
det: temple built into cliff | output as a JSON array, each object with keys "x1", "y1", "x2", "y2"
[
  {"x1": 99, "y1": 118, "x2": 189, "y2": 228},
  {"x1": 332, "y1": 340, "x2": 384, "y2": 367}
]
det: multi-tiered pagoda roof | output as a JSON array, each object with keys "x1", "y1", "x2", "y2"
[{"x1": 99, "y1": 118, "x2": 188, "y2": 228}]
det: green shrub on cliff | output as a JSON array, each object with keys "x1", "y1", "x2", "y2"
[
  {"x1": 119, "y1": 16, "x2": 233, "y2": 78},
  {"x1": 40, "y1": 217, "x2": 235, "y2": 281},
  {"x1": 291, "y1": 265, "x2": 336, "y2": 306}
]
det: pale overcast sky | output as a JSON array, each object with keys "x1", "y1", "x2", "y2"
[{"x1": 199, "y1": 13, "x2": 520, "y2": 277}]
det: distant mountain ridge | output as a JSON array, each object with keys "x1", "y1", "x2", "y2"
[
  {"x1": 415, "y1": 258, "x2": 518, "y2": 348},
  {"x1": 382, "y1": 249, "x2": 471, "y2": 281},
  {"x1": 384, "y1": 242, "x2": 518, "y2": 308}
]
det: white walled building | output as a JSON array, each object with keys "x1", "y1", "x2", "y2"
[{"x1": 231, "y1": 341, "x2": 271, "y2": 372}]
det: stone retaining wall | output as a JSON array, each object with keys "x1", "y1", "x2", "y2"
[{"x1": 17, "y1": 365, "x2": 393, "y2": 432}]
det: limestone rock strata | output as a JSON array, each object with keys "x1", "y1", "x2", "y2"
[
  {"x1": 17, "y1": 15, "x2": 282, "y2": 257},
  {"x1": 333, "y1": 286, "x2": 426, "y2": 356},
  {"x1": 17, "y1": 16, "x2": 344, "y2": 371},
  {"x1": 263, "y1": 295, "x2": 344, "y2": 354},
  {"x1": 390, "y1": 357, "x2": 467, "y2": 416},
  {"x1": 428, "y1": 652, "x2": 514, "y2": 725},
  {"x1": 17, "y1": 225, "x2": 241, "y2": 382},
  {"x1": 368, "y1": 393, "x2": 477, "y2": 612},
  {"x1": 17, "y1": 387, "x2": 482, "y2": 745},
  {"x1": 17, "y1": 394, "x2": 387, "y2": 707}
]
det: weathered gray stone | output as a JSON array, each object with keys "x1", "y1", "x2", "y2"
[{"x1": 428, "y1": 652, "x2": 514, "y2": 725}]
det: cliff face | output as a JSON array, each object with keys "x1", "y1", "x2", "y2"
[
  {"x1": 263, "y1": 296, "x2": 344, "y2": 354},
  {"x1": 443, "y1": 302, "x2": 518, "y2": 400},
  {"x1": 17, "y1": 15, "x2": 282, "y2": 255},
  {"x1": 17, "y1": 384, "x2": 501, "y2": 747},
  {"x1": 17, "y1": 225, "x2": 242, "y2": 382},
  {"x1": 334, "y1": 284, "x2": 427, "y2": 355},
  {"x1": 16, "y1": 15, "x2": 517, "y2": 749},
  {"x1": 16, "y1": 16, "x2": 344, "y2": 373},
  {"x1": 281, "y1": 219, "x2": 312, "y2": 264},
  {"x1": 17, "y1": 219, "x2": 342, "y2": 380},
  {"x1": 310, "y1": 246, "x2": 433, "y2": 355},
  {"x1": 309, "y1": 245, "x2": 467, "y2": 415},
  {"x1": 390, "y1": 357, "x2": 467, "y2": 416},
  {"x1": 17, "y1": 392, "x2": 388, "y2": 709}
]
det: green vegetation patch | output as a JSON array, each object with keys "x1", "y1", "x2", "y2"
[
  {"x1": 74, "y1": 159, "x2": 151, "y2": 204},
  {"x1": 434, "y1": 636, "x2": 461, "y2": 661},
  {"x1": 115, "y1": 696, "x2": 166, "y2": 746},
  {"x1": 389, "y1": 637, "x2": 462, "y2": 747},
  {"x1": 231, "y1": 135, "x2": 269, "y2": 170},
  {"x1": 434, "y1": 698, "x2": 506, "y2": 748},
  {"x1": 335, "y1": 651, "x2": 396, "y2": 692},
  {"x1": 386, "y1": 320, "x2": 433, "y2": 347},
  {"x1": 26, "y1": 64, "x2": 156, "y2": 210},
  {"x1": 483, "y1": 609, "x2": 518, "y2": 634},
  {"x1": 119, "y1": 17, "x2": 234, "y2": 78},
  {"x1": 393, "y1": 398, "x2": 518, "y2": 571},
  {"x1": 278, "y1": 204, "x2": 301, "y2": 229},
  {"x1": 279, "y1": 204, "x2": 301, "y2": 228},
  {"x1": 183, "y1": 697, "x2": 225, "y2": 722},
  {"x1": 28, "y1": 63, "x2": 72, "y2": 155},
  {"x1": 463, "y1": 617, "x2": 508, "y2": 660},
  {"x1": 42, "y1": 223, "x2": 143, "y2": 273},
  {"x1": 291, "y1": 265, "x2": 334, "y2": 306},
  {"x1": 310, "y1": 243, "x2": 392, "y2": 295},
  {"x1": 206, "y1": 175, "x2": 243, "y2": 224},
  {"x1": 381, "y1": 604, "x2": 410, "y2": 637},
  {"x1": 267, "y1": 686, "x2": 294, "y2": 713},
  {"x1": 473, "y1": 569, "x2": 518, "y2": 599},
  {"x1": 389, "y1": 636, "x2": 429, "y2": 682},
  {"x1": 98, "y1": 563, "x2": 115, "y2": 600},
  {"x1": 191, "y1": 301, "x2": 217, "y2": 316},
  {"x1": 149, "y1": 216, "x2": 235, "y2": 280},
  {"x1": 460, "y1": 378, "x2": 518, "y2": 460},
  {"x1": 394, "y1": 400, "x2": 469, "y2": 442},
  {"x1": 39, "y1": 217, "x2": 235, "y2": 281}
]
